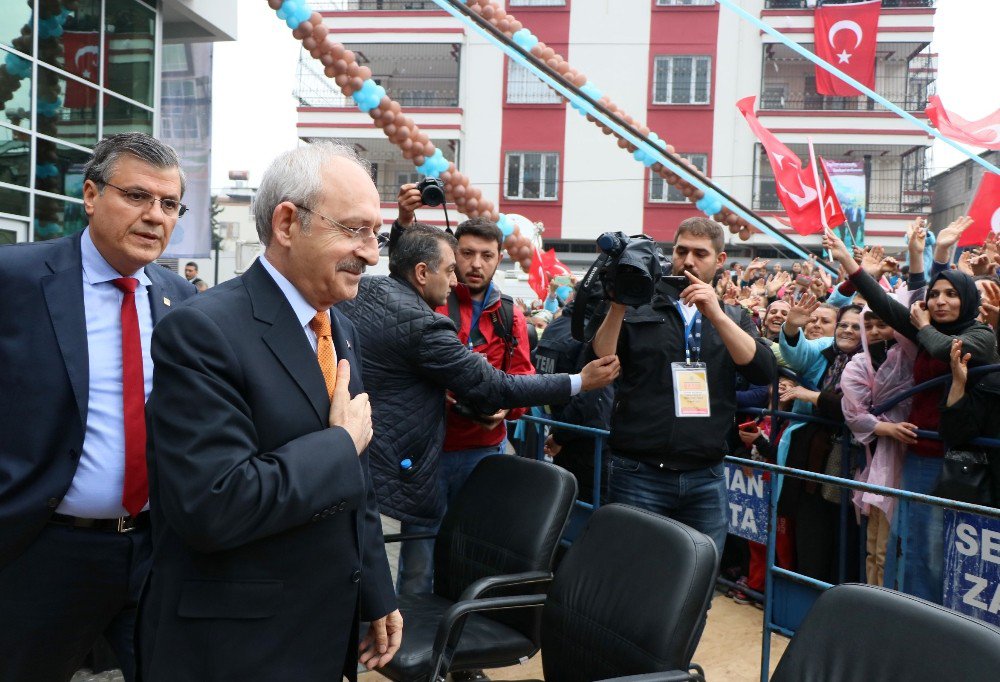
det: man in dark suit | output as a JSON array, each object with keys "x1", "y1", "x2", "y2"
[
  {"x1": 138, "y1": 142, "x2": 400, "y2": 681},
  {"x1": 0, "y1": 133, "x2": 195, "y2": 681}
]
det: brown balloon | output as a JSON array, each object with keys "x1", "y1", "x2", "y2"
[
  {"x1": 726, "y1": 214, "x2": 739, "y2": 226},
  {"x1": 312, "y1": 24, "x2": 328, "y2": 42},
  {"x1": 357, "y1": 66, "x2": 372, "y2": 81},
  {"x1": 412, "y1": 155, "x2": 425, "y2": 167},
  {"x1": 739, "y1": 227, "x2": 752, "y2": 241},
  {"x1": 423, "y1": 142, "x2": 435, "y2": 157}
]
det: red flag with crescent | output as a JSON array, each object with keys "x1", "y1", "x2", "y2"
[
  {"x1": 737, "y1": 96, "x2": 825, "y2": 236},
  {"x1": 813, "y1": 0, "x2": 880, "y2": 97},
  {"x1": 818, "y1": 157, "x2": 846, "y2": 229},
  {"x1": 527, "y1": 246, "x2": 549, "y2": 299},
  {"x1": 540, "y1": 248, "x2": 571, "y2": 279},
  {"x1": 958, "y1": 173, "x2": 1000, "y2": 248},
  {"x1": 63, "y1": 31, "x2": 102, "y2": 108},
  {"x1": 926, "y1": 96, "x2": 1000, "y2": 151}
]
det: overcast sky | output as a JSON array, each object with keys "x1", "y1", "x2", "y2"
[{"x1": 209, "y1": 2, "x2": 999, "y2": 190}]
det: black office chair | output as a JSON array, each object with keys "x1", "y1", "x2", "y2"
[
  {"x1": 425, "y1": 503, "x2": 718, "y2": 682},
  {"x1": 378, "y1": 455, "x2": 578, "y2": 682},
  {"x1": 771, "y1": 583, "x2": 1000, "y2": 681}
]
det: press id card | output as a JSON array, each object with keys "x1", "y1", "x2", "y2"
[{"x1": 671, "y1": 362, "x2": 710, "y2": 418}]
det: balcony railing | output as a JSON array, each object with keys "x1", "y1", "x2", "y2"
[
  {"x1": 752, "y1": 145, "x2": 931, "y2": 215},
  {"x1": 764, "y1": 1, "x2": 934, "y2": 8},
  {"x1": 295, "y1": 44, "x2": 461, "y2": 108},
  {"x1": 761, "y1": 45, "x2": 936, "y2": 113},
  {"x1": 309, "y1": 0, "x2": 441, "y2": 10}
]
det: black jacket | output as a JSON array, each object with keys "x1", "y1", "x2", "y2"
[
  {"x1": 0, "y1": 233, "x2": 195, "y2": 569},
  {"x1": 339, "y1": 274, "x2": 572, "y2": 525},
  {"x1": 603, "y1": 279, "x2": 776, "y2": 469},
  {"x1": 139, "y1": 260, "x2": 394, "y2": 681}
]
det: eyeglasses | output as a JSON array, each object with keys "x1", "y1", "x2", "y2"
[
  {"x1": 294, "y1": 205, "x2": 385, "y2": 246},
  {"x1": 102, "y1": 182, "x2": 187, "y2": 217}
]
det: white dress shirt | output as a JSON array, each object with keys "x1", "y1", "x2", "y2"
[{"x1": 258, "y1": 255, "x2": 336, "y2": 359}]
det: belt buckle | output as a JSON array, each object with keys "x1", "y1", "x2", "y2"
[{"x1": 116, "y1": 516, "x2": 134, "y2": 533}]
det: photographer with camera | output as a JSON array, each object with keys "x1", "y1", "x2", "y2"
[{"x1": 589, "y1": 217, "x2": 777, "y2": 555}]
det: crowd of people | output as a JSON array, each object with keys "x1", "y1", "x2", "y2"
[{"x1": 2, "y1": 133, "x2": 998, "y2": 682}]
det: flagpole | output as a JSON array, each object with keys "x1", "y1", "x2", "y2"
[{"x1": 808, "y1": 137, "x2": 828, "y2": 233}]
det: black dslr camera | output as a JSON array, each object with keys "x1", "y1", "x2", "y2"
[{"x1": 416, "y1": 177, "x2": 446, "y2": 207}]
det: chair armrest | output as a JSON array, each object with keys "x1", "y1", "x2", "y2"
[
  {"x1": 599, "y1": 671, "x2": 702, "y2": 682},
  {"x1": 459, "y1": 570, "x2": 553, "y2": 601},
  {"x1": 383, "y1": 532, "x2": 438, "y2": 544},
  {"x1": 427, "y1": 594, "x2": 547, "y2": 682}
]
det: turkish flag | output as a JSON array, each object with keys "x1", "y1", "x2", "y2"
[
  {"x1": 958, "y1": 173, "x2": 1000, "y2": 248},
  {"x1": 818, "y1": 157, "x2": 847, "y2": 229},
  {"x1": 926, "y1": 96, "x2": 1000, "y2": 151},
  {"x1": 813, "y1": 0, "x2": 880, "y2": 97},
  {"x1": 527, "y1": 246, "x2": 549, "y2": 299},
  {"x1": 63, "y1": 31, "x2": 102, "y2": 108},
  {"x1": 738, "y1": 96, "x2": 824, "y2": 235},
  {"x1": 541, "y1": 248, "x2": 571, "y2": 279}
]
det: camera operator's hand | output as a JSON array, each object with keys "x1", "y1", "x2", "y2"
[
  {"x1": 680, "y1": 270, "x2": 724, "y2": 320},
  {"x1": 580, "y1": 355, "x2": 620, "y2": 391},
  {"x1": 397, "y1": 183, "x2": 425, "y2": 227}
]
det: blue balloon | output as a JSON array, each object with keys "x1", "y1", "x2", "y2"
[
  {"x1": 696, "y1": 189, "x2": 725, "y2": 217},
  {"x1": 512, "y1": 29, "x2": 539, "y2": 52},
  {"x1": 37, "y1": 97, "x2": 62, "y2": 118},
  {"x1": 4, "y1": 52, "x2": 30, "y2": 79},
  {"x1": 497, "y1": 214, "x2": 514, "y2": 238},
  {"x1": 570, "y1": 81, "x2": 603, "y2": 114},
  {"x1": 633, "y1": 132, "x2": 667, "y2": 168}
]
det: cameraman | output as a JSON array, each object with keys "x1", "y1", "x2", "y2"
[{"x1": 591, "y1": 217, "x2": 777, "y2": 554}]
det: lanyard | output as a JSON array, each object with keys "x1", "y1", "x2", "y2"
[
  {"x1": 468, "y1": 282, "x2": 492, "y2": 349},
  {"x1": 674, "y1": 301, "x2": 702, "y2": 364}
]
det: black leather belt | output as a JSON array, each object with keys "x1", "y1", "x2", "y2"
[{"x1": 48, "y1": 511, "x2": 150, "y2": 533}]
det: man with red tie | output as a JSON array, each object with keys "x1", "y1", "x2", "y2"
[
  {"x1": 0, "y1": 133, "x2": 196, "y2": 681},
  {"x1": 137, "y1": 142, "x2": 399, "y2": 681}
]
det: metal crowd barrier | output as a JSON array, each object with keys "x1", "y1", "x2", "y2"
[{"x1": 512, "y1": 362, "x2": 1000, "y2": 681}]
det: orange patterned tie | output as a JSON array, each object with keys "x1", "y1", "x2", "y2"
[{"x1": 310, "y1": 311, "x2": 336, "y2": 399}]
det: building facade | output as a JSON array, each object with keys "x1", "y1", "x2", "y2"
[
  {"x1": 0, "y1": 0, "x2": 236, "y2": 245},
  {"x1": 295, "y1": 0, "x2": 936, "y2": 266},
  {"x1": 929, "y1": 150, "x2": 999, "y2": 232}
]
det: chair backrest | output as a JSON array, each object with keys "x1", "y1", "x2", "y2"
[
  {"x1": 434, "y1": 455, "x2": 577, "y2": 641},
  {"x1": 540, "y1": 504, "x2": 718, "y2": 681},
  {"x1": 771, "y1": 583, "x2": 1000, "y2": 682}
]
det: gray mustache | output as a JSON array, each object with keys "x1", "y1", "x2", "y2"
[{"x1": 337, "y1": 258, "x2": 367, "y2": 275}]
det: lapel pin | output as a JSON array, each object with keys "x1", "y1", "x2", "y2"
[
  {"x1": 163, "y1": 297, "x2": 171, "y2": 307},
  {"x1": 346, "y1": 340, "x2": 352, "y2": 350}
]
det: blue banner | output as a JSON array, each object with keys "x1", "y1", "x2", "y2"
[
  {"x1": 943, "y1": 510, "x2": 1000, "y2": 627},
  {"x1": 725, "y1": 463, "x2": 770, "y2": 545}
]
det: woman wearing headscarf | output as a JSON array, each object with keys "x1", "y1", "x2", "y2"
[
  {"x1": 824, "y1": 229, "x2": 1000, "y2": 602},
  {"x1": 776, "y1": 295, "x2": 865, "y2": 582}
]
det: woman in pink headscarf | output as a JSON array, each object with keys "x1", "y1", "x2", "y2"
[{"x1": 840, "y1": 289, "x2": 922, "y2": 586}]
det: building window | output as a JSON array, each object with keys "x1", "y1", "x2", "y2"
[
  {"x1": 650, "y1": 154, "x2": 708, "y2": 203},
  {"x1": 509, "y1": 0, "x2": 565, "y2": 6},
  {"x1": 506, "y1": 61, "x2": 560, "y2": 104},
  {"x1": 652, "y1": 56, "x2": 711, "y2": 105},
  {"x1": 656, "y1": 0, "x2": 714, "y2": 5},
  {"x1": 505, "y1": 152, "x2": 559, "y2": 200}
]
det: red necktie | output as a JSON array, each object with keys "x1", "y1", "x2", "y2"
[{"x1": 112, "y1": 277, "x2": 148, "y2": 518}]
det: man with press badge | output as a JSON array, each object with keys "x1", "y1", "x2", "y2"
[{"x1": 590, "y1": 217, "x2": 777, "y2": 555}]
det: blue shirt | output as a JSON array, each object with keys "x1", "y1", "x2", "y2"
[{"x1": 58, "y1": 229, "x2": 154, "y2": 518}]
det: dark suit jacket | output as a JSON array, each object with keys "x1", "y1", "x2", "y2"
[
  {"x1": 137, "y1": 259, "x2": 395, "y2": 682},
  {"x1": 0, "y1": 232, "x2": 195, "y2": 568}
]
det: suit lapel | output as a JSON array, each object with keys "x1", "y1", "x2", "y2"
[
  {"x1": 330, "y1": 310, "x2": 362, "y2": 397},
  {"x1": 144, "y1": 265, "x2": 171, "y2": 324},
  {"x1": 41, "y1": 238, "x2": 89, "y2": 427},
  {"x1": 245, "y1": 261, "x2": 329, "y2": 425}
]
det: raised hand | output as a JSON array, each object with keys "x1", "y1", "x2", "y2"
[
  {"x1": 822, "y1": 229, "x2": 855, "y2": 272},
  {"x1": 396, "y1": 183, "x2": 425, "y2": 227},
  {"x1": 786, "y1": 291, "x2": 820, "y2": 331},
  {"x1": 907, "y1": 217, "x2": 927, "y2": 259},
  {"x1": 946, "y1": 338, "x2": 971, "y2": 408},
  {"x1": 980, "y1": 279, "x2": 1000, "y2": 328},
  {"x1": 909, "y1": 300, "x2": 931, "y2": 330},
  {"x1": 328, "y1": 360, "x2": 373, "y2": 455},
  {"x1": 859, "y1": 245, "x2": 886, "y2": 278},
  {"x1": 935, "y1": 215, "x2": 974, "y2": 262},
  {"x1": 969, "y1": 252, "x2": 992, "y2": 276}
]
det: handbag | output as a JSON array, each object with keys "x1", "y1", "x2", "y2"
[
  {"x1": 821, "y1": 441, "x2": 857, "y2": 505},
  {"x1": 933, "y1": 448, "x2": 992, "y2": 505}
]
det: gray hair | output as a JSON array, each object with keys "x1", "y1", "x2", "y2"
[
  {"x1": 253, "y1": 141, "x2": 371, "y2": 246},
  {"x1": 389, "y1": 223, "x2": 456, "y2": 279},
  {"x1": 84, "y1": 132, "x2": 185, "y2": 196}
]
